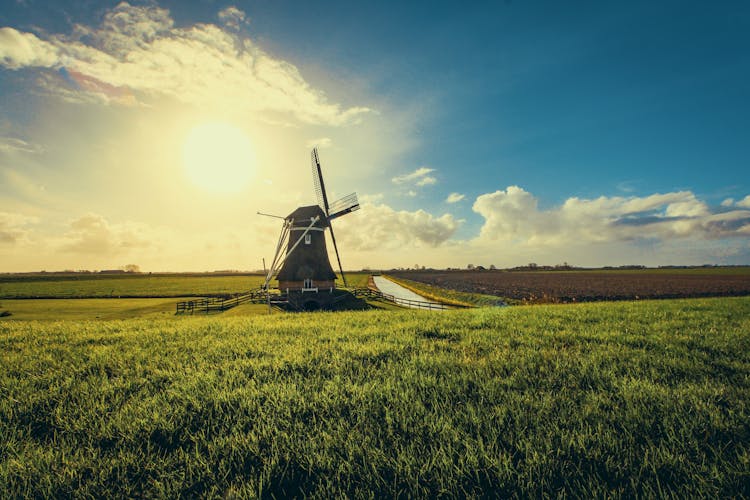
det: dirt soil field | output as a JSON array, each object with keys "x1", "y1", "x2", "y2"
[{"x1": 391, "y1": 269, "x2": 750, "y2": 303}]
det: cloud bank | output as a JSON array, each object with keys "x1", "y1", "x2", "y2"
[
  {"x1": 2, "y1": 184, "x2": 749, "y2": 271},
  {"x1": 473, "y1": 186, "x2": 750, "y2": 247},
  {"x1": 60, "y1": 213, "x2": 154, "y2": 254},
  {"x1": 0, "y1": 3, "x2": 370, "y2": 125},
  {"x1": 336, "y1": 202, "x2": 461, "y2": 251},
  {"x1": 0, "y1": 211, "x2": 37, "y2": 244}
]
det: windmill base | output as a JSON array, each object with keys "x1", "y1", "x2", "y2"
[
  {"x1": 285, "y1": 290, "x2": 336, "y2": 311},
  {"x1": 276, "y1": 288, "x2": 363, "y2": 312}
]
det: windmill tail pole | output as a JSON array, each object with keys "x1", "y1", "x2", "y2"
[
  {"x1": 328, "y1": 223, "x2": 348, "y2": 288},
  {"x1": 264, "y1": 220, "x2": 290, "y2": 290}
]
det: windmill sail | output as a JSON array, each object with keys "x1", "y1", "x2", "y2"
[
  {"x1": 309, "y1": 147, "x2": 355, "y2": 287},
  {"x1": 311, "y1": 148, "x2": 329, "y2": 214},
  {"x1": 328, "y1": 193, "x2": 360, "y2": 220}
]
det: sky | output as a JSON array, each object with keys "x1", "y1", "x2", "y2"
[{"x1": 0, "y1": 0, "x2": 749, "y2": 272}]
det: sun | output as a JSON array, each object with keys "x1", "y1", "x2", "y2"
[{"x1": 182, "y1": 122, "x2": 256, "y2": 193}]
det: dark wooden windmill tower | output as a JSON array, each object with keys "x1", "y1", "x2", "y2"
[
  {"x1": 261, "y1": 148, "x2": 359, "y2": 310},
  {"x1": 275, "y1": 204, "x2": 337, "y2": 291}
]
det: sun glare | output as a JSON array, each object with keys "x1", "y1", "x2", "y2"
[{"x1": 182, "y1": 122, "x2": 256, "y2": 193}]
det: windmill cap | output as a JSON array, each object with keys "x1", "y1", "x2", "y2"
[{"x1": 285, "y1": 205, "x2": 329, "y2": 227}]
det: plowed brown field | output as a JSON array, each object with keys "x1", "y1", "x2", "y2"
[{"x1": 391, "y1": 269, "x2": 750, "y2": 303}]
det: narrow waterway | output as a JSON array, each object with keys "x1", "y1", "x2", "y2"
[{"x1": 372, "y1": 276, "x2": 445, "y2": 310}]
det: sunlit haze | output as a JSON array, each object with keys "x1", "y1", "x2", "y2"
[
  {"x1": 0, "y1": 1, "x2": 748, "y2": 272},
  {"x1": 182, "y1": 123, "x2": 256, "y2": 193}
]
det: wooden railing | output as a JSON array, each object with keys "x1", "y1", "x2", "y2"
[
  {"x1": 176, "y1": 290, "x2": 266, "y2": 314},
  {"x1": 351, "y1": 287, "x2": 450, "y2": 310},
  {"x1": 176, "y1": 284, "x2": 463, "y2": 314}
]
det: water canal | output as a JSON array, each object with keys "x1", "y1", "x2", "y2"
[{"x1": 371, "y1": 275, "x2": 445, "y2": 310}]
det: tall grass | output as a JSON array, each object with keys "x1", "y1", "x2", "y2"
[{"x1": 1, "y1": 297, "x2": 748, "y2": 497}]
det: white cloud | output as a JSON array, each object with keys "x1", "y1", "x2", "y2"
[
  {"x1": 416, "y1": 175, "x2": 437, "y2": 186},
  {"x1": 664, "y1": 195, "x2": 709, "y2": 217},
  {"x1": 445, "y1": 192, "x2": 465, "y2": 203},
  {"x1": 0, "y1": 211, "x2": 37, "y2": 244},
  {"x1": 719, "y1": 195, "x2": 750, "y2": 209},
  {"x1": 0, "y1": 27, "x2": 59, "y2": 69},
  {"x1": 78, "y1": 2, "x2": 174, "y2": 56},
  {"x1": 392, "y1": 167, "x2": 434, "y2": 185},
  {"x1": 218, "y1": 6, "x2": 248, "y2": 31},
  {"x1": 335, "y1": 202, "x2": 461, "y2": 251},
  {"x1": 60, "y1": 213, "x2": 154, "y2": 254},
  {"x1": 0, "y1": 137, "x2": 44, "y2": 154},
  {"x1": 0, "y1": 3, "x2": 370, "y2": 125},
  {"x1": 359, "y1": 193, "x2": 384, "y2": 203},
  {"x1": 473, "y1": 186, "x2": 750, "y2": 246}
]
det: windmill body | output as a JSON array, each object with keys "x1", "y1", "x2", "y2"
[{"x1": 276, "y1": 205, "x2": 337, "y2": 292}]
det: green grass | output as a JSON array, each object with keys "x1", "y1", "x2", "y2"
[
  {"x1": 0, "y1": 298, "x2": 282, "y2": 321},
  {"x1": 336, "y1": 272, "x2": 370, "y2": 288},
  {"x1": 0, "y1": 298, "x2": 184, "y2": 321},
  {"x1": 0, "y1": 274, "x2": 265, "y2": 299},
  {"x1": 1, "y1": 297, "x2": 748, "y2": 497},
  {"x1": 0, "y1": 295, "x2": 390, "y2": 321},
  {"x1": 0, "y1": 272, "x2": 372, "y2": 299}
]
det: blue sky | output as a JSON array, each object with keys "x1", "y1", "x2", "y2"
[{"x1": 0, "y1": 1, "x2": 748, "y2": 271}]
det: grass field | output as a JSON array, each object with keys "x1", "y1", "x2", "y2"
[
  {"x1": 0, "y1": 298, "x2": 280, "y2": 321},
  {"x1": 0, "y1": 298, "x2": 184, "y2": 321},
  {"x1": 0, "y1": 273, "x2": 387, "y2": 321},
  {"x1": 1, "y1": 297, "x2": 748, "y2": 497},
  {"x1": 0, "y1": 272, "x2": 371, "y2": 299},
  {"x1": 0, "y1": 274, "x2": 264, "y2": 299}
]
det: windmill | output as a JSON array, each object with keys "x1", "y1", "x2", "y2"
[{"x1": 260, "y1": 148, "x2": 359, "y2": 310}]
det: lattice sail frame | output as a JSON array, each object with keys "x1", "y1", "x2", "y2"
[{"x1": 328, "y1": 193, "x2": 360, "y2": 220}]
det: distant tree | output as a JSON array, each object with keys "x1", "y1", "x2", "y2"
[
  {"x1": 123, "y1": 264, "x2": 140, "y2": 273},
  {"x1": 467, "y1": 264, "x2": 474, "y2": 270},
  {"x1": 489, "y1": 264, "x2": 496, "y2": 270}
]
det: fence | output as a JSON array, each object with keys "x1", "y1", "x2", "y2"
[
  {"x1": 176, "y1": 284, "x2": 457, "y2": 314},
  {"x1": 351, "y1": 287, "x2": 449, "y2": 310},
  {"x1": 176, "y1": 290, "x2": 266, "y2": 314}
]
